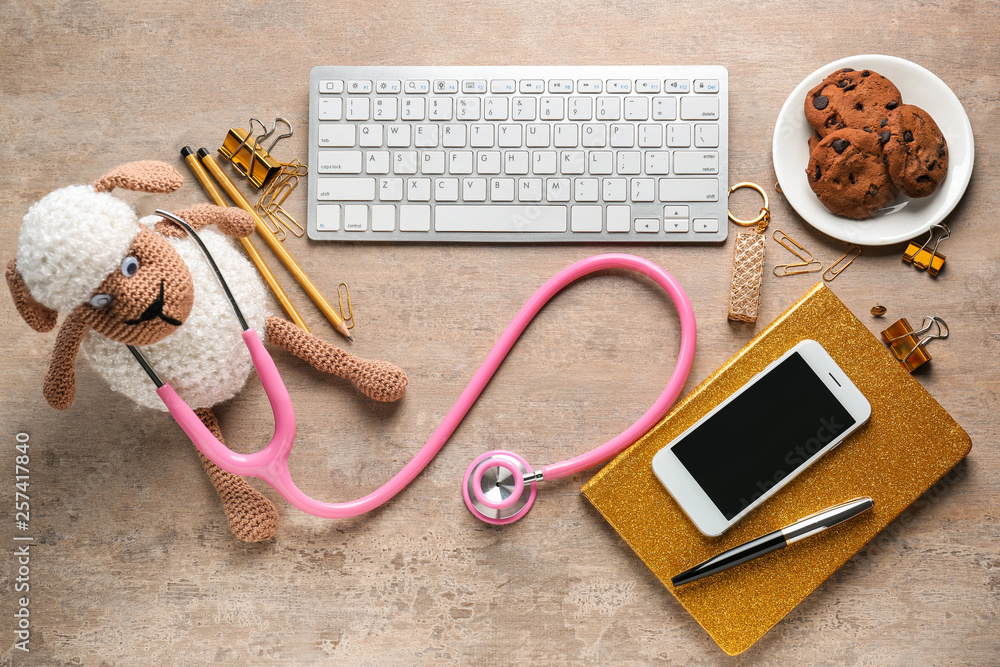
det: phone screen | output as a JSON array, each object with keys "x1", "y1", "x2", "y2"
[{"x1": 671, "y1": 351, "x2": 857, "y2": 520}]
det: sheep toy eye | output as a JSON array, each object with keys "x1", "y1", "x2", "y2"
[
  {"x1": 90, "y1": 293, "x2": 112, "y2": 309},
  {"x1": 120, "y1": 256, "x2": 140, "y2": 277}
]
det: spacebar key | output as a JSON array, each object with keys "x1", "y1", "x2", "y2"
[{"x1": 435, "y1": 205, "x2": 568, "y2": 232}]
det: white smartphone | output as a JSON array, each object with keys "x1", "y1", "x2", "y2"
[{"x1": 651, "y1": 339, "x2": 871, "y2": 536}]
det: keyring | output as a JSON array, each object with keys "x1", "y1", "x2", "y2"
[{"x1": 728, "y1": 182, "x2": 770, "y2": 232}]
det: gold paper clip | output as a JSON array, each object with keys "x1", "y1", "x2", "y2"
[
  {"x1": 337, "y1": 282, "x2": 355, "y2": 330},
  {"x1": 771, "y1": 230, "x2": 823, "y2": 276},
  {"x1": 902, "y1": 224, "x2": 950, "y2": 276},
  {"x1": 823, "y1": 245, "x2": 862, "y2": 282},
  {"x1": 880, "y1": 316, "x2": 949, "y2": 372},
  {"x1": 219, "y1": 117, "x2": 292, "y2": 189},
  {"x1": 254, "y1": 158, "x2": 308, "y2": 240}
]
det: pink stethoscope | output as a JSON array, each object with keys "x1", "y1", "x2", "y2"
[{"x1": 135, "y1": 210, "x2": 696, "y2": 525}]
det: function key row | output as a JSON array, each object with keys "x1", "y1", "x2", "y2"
[{"x1": 319, "y1": 78, "x2": 720, "y2": 95}]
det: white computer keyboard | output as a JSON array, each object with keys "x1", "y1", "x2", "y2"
[{"x1": 307, "y1": 66, "x2": 728, "y2": 243}]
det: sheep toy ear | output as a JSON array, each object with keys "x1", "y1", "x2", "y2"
[
  {"x1": 6, "y1": 258, "x2": 57, "y2": 333},
  {"x1": 93, "y1": 160, "x2": 183, "y2": 194},
  {"x1": 41, "y1": 305, "x2": 95, "y2": 410}
]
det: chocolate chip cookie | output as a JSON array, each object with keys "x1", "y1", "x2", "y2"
[
  {"x1": 880, "y1": 104, "x2": 949, "y2": 198},
  {"x1": 807, "y1": 128, "x2": 896, "y2": 219},
  {"x1": 805, "y1": 68, "x2": 903, "y2": 137}
]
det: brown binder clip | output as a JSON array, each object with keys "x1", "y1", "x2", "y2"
[
  {"x1": 218, "y1": 117, "x2": 292, "y2": 188},
  {"x1": 880, "y1": 316, "x2": 949, "y2": 372},
  {"x1": 902, "y1": 224, "x2": 950, "y2": 276}
]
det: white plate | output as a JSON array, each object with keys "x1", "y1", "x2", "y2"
[{"x1": 772, "y1": 54, "x2": 974, "y2": 246}]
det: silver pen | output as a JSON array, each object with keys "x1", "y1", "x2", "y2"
[{"x1": 672, "y1": 497, "x2": 874, "y2": 586}]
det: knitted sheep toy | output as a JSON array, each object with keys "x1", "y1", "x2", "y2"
[{"x1": 6, "y1": 160, "x2": 408, "y2": 542}]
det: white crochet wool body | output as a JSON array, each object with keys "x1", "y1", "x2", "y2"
[{"x1": 82, "y1": 225, "x2": 268, "y2": 411}]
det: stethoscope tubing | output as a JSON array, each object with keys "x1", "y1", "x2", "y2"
[{"x1": 161, "y1": 252, "x2": 696, "y2": 518}]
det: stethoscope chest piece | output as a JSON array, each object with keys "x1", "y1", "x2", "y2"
[{"x1": 463, "y1": 450, "x2": 537, "y2": 525}]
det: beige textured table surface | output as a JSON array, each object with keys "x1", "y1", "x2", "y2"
[{"x1": 1, "y1": 2, "x2": 998, "y2": 664}]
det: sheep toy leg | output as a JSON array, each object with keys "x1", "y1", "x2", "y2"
[
  {"x1": 194, "y1": 408, "x2": 280, "y2": 542},
  {"x1": 265, "y1": 316, "x2": 408, "y2": 402}
]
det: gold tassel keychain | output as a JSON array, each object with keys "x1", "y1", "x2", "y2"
[{"x1": 727, "y1": 182, "x2": 770, "y2": 323}]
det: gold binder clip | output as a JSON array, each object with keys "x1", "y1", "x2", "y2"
[
  {"x1": 823, "y1": 245, "x2": 862, "y2": 282},
  {"x1": 771, "y1": 230, "x2": 824, "y2": 276},
  {"x1": 881, "y1": 316, "x2": 949, "y2": 372},
  {"x1": 337, "y1": 282, "x2": 355, "y2": 330},
  {"x1": 219, "y1": 117, "x2": 292, "y2": 188},
  {"x1": 902, "y1": 224, "x2": 950, "y2": 276}
]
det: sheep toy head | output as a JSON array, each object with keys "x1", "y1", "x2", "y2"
[{"x1": 7, "y1": 160, "x2": 408, "y2": 542}]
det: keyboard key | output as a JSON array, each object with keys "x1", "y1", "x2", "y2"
[
  {"x1": 560, "y1": 151, "x2": 585, "y2": 174},
  {"x1": 317, "y1": 177, "x2": 376, "y2": 200},
  {"x1": 680, "y1": 96, "x2": 720, "y2": 120},
  {"x1": 652, "y1": 97, "x2": 677, "y2": 120},
  {"x1": 504, "y1": 150, "x2": 529, "y2": 174},
  {"x1": 462, "y1": 79, "x2": 488, "y2": 93},
  {"x1": 434, "y1": 79, "x2": 459, "y2": 93},
  {"x1": 372, "y1": 204, "x2": 395, "y2": 231},
  {"x1": 366, "y1": 151, "x2": 390, "y2": 174},
  {"x1": 394, "y1": 151, "x2": 418, "y2": 174},
  {"x1": 484, "y1": 98, "x2": 508, "y2": 120},
  {"x1": 470, "y1": 124, "x2": 495, "y2": 147},
  {"x1": 442, "y1": 124, "x2": 467, "y2": 147},
  {"x1": 638, "y1": 124, "x2": 662, "y2": 148},
  {"x1": 316, "y1": 204, "x2": 340, "y2": 230},
  {"x1": 607, "y1": 205, "x2": 631, "y2": 232},
  {"x1": 344, "y1": 205, "x2": 368, "y2": 231},
  {"x1": 554, "y1": 124, "x2": 578, "y2": 148},
  {"x1": 404, "y1": 79, "x2": 430, "y2": 93},
  {"x1": 635, "y1": 217, "x2": 659, "y2": 233},
  {"x1": 519, "y1": 79, "x2": 545, "y2": 93},
  {"x1": 618, "y1": 152, "x2": 642, "y2": 175},
  {"x1": 571, "y1": 206, "x2": 602, "y2": 232},
  {"x1": 525, "y1": 124, "x2": 550, "y2": 147},
  {"x1": 407, "y1": 178, "x2": 431, "y2": 201},
  {"x1": 386, "y1": 124, "x2": 410, "y2": 147},
  {"x1": 380, "y1": 177, "x2": 403, "y2": 200},
  {"x1": 610, "y1": 123, "x2": 635, "y2": 148},
  {"x1": 498, "y1": 124, "x2": 523, "y2": 148},
  {"x1": 421, "y1": 151, "x2": 446, "y2": 174},
  {"x1": 582, "y1": 123, "x2": 606, "y2": 147},
  {"x1": 624, "y1": 97, "x2": 649, "y2": 120},
  {"x1": 318, "y1": 98, "x2": 343, "y2": 120},
  {"x1": 376, "y1": 80, "x2": 401, "y2": 93},
  {"x1": 577, "y1": 79, "x2": 603, "y2": 93},
  {"x1": 547, "y1": 178, "x2": 571, "y2": 201},
  {"x1": 358, "y1": 124, "x2": 383, "y2": 147},
  {"x1": 512, "y1": 97, "x2": 536, "y2": 120},
  {"x1": 673, "y1": 151, "x2": 719, "y2": 174},
  {"x1": 695, "y1": 123, "x2": 720, "y2": 148},
  {"x1": 491, "y1": 79, "x2": 516, "y2": 93},
  {"x1": 663, "y1": 217, "x2": 689, "y2": 233},
  {"x1": 635, "y1": 79, "x2": 661, "y2": 93},
  {"x1": 667, "y1": 124, "x2": 691, "y2": 147},
  {"x1": 477, "y1": 150, "x2": 501, "y2": 174},
  {"x1": 463, "y1": 177, "x2": 487, "y2": 201},
  {"x1": 346, "y1": 98, "x2": 370, "y2": 120},
  {"x1": 540, "y1": 97, "x2": 564, "y2": 120},
  {"x1": 414, "y1": 124, "x2": 439, "y2": 147},
  {"x1": 694, "y1": 79, "x2": 720, "y2": 93},
  {"x1": 347, "y1": 80, "x2": 372, "y2": 93},
  {"x1": 574, "y1": 178, "x2": 599, "y2": 202},
  {"x1": 664, "y1": 79, "x2": 690, "y2": 93},
  {"x1": 664, "y1": 205, "x2": 689, "y2": 219},
  {"x1": 318, "y1": 150, "x2": 362, "y2": 174},
  {"x1": 456, "y1": 97, "x2": 481, "y2": 120},
  {"x1": 533, "y1": 150, "x2": 557, "y2": 174},
  {"x1": 589, "y1": 151, "x2": 613, "y2": 175},
  {"x1": 645, "y1": 151, "x2": 670, "y2": 175},
  {"x1": 630, "y1": 178, "x2": 655, "y2": 202},
  {"x1": 450, "y1": 150, "x2": 474, "y2": 174},
  {"x1": 436, "y1": 178, "x2": 459, "y2": 201},
  {"x1": 428, "y1": 97, "x2": 453, "y2": 120},
  {"x1": 568, "y1": 97, "x2": 593, "y2": 120},
  {"x1": 490, "y1": 178, "x2": 515, "y2": 202},
  {"x1": 518, "y1": 178, "x2": 543, "y2": 202},
  {"x1": 319, "y1": 125, "x2": 355, "y2": 147},
  {"x1": 401, "y1": 98, "x2": 426, "y2": 120},
  {"x1": 436, "y1": 205, "x2": 567, "y2": 232},
  {"x1": 548, "y1": 79, "x2": 573, "y2": 93},
  {"x1": 373, "y1": 97, "x2": 398, "y2": 120},
  {"x1": 596, "y1": 97, "x2": 621, "y2": 120},
  {"x1": 659, "y1": 178, "x2": 719, "y2": 202},
  {"x1": 318, "y1": 79, "x2": 344, "y2": 94},
  {"x1": 603, "y1": 178, "x2": 627, "y2": 201},
  {"x1": 400, "y1": 205, "x2": 431, "y2": 231},
  {"x1": 694, "y1": 218, "x2": 720, "y2": 233},
  {"x1": 606, "y1": 79, "x2": 632, "y2": 93}
]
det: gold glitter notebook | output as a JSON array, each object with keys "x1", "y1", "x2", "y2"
[{"x1": 581, "y1": 283, "x2": 971, "y2": 656}]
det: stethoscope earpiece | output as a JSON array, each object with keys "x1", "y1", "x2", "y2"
[{"x1": 463, "y1": 451, "x2": 538, "y2": 525}]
